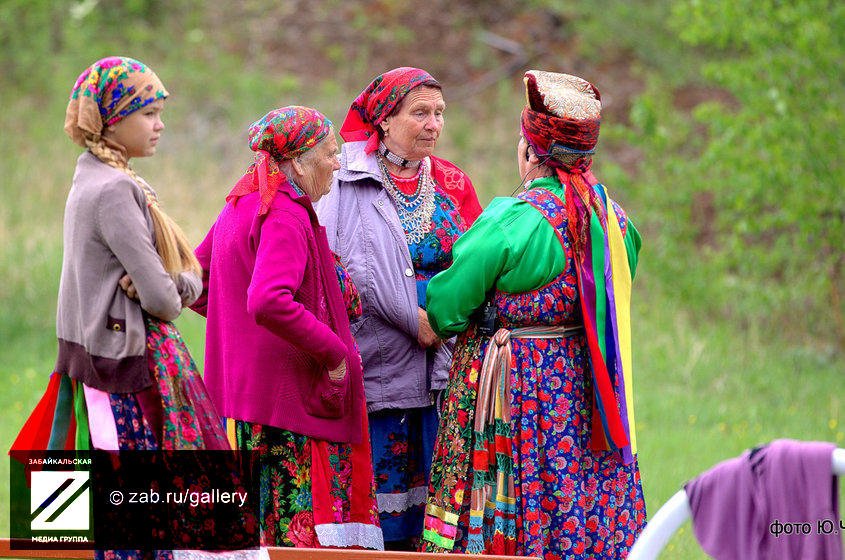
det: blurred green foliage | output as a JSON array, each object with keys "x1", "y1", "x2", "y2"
[
  {"x1": 573, "y1": 0, "x2": 841, "y2": 352},
  {"x1": 566, "y1": 0, "x2": 844, "y2": 350}
]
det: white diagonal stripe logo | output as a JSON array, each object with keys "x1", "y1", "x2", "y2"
[{"x1": 30, "y1": 471, "x2": 90, "y2": 531}]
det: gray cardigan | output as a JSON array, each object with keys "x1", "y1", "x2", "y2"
[
  {"x1": 55, "y1": 152, "x2": 201, "y2": 392},
  {"x1": 316, "y1": 141, "x2": 452, "y2": 412}
]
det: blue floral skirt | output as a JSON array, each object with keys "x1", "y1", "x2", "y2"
[{"x1": 369, "y1": 406, "x2": 439, "y2": 544}]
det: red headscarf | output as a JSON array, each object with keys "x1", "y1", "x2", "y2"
[
  {"x1": 339, "y1": 67, "x2": 440, "y2": 154},
  {"x1": 226, "y1": 105, "x2": 333, "y2": 215}
]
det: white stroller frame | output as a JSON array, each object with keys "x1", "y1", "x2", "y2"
[{"x1": 628, "y1": 447, "x2": 845, "y2": 559}]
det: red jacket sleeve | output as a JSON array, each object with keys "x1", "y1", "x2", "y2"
[{"x1": 430, "y1": 155, "x2": 482, "y2": 226}]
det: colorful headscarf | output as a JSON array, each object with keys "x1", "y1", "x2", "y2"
[
  {"x1": 226, "y1": 106, "x2": 333, "y2": 215},
  {"x1": 522, "y1": 70, "x2": 639, "y2": 464},
  {"x1": 339, "y1": 67, "x2": 440, "y2": 154},
  {"x1": 64, "y1": 56, "x2": 168, "y2": 149}
]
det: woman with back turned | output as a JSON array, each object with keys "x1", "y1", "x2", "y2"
[{"x1": 421, "y1": 70, "x2": 647, "y2": 559}]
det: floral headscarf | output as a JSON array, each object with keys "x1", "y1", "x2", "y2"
[
  {"x1": 226, "y1": 106, "x2": 333, "y2": 215},
  {"x1": 64, "y1": 56, "x2": 168, "y2": 150},
  {"x1": 339, "y1": 67, "x2": 440, "y2": 154}
]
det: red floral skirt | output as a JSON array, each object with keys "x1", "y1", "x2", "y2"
[{"x1": 233, "y1": 410, "x2": 382, "y2": 550}]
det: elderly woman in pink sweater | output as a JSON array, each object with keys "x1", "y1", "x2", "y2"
[{"x1": 192, "y1": 106, "x2": 382, "y2": 550}]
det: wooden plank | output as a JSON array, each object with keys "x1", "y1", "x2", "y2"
[
  {"x1": 263, "y1": 550, "x2": 527, "y2": 560},
  {"x1": 0, "y1": 540, "x2": 530, "y2": 560},
  {"x1": 0, "y1": 539, "x2": 93, "y2": 559}
]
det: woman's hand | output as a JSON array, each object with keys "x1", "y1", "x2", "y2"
[
  {"x1": 328, "y1": 358, "x2": 347, "y2": 382},
  {"x1": 119, "y1": 274, "x2": 138, "y2": 301},
  {"x1": 417, "y1": 307, "x2": 441, "y2": 348}
]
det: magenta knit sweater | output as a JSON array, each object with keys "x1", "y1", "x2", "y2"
[{"x1": 193, "y1": 183, "x2": 363, "y2": 444}]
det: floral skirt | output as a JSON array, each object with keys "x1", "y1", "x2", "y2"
[
  {"x1": 232, "y1": 413, "x2": 382, "y2": 550},
  {"x1": 369, "y1": 405, "x2": 439, "y2": 544},
  {"x1": 13, "y1": 317, "x2": 231, "y2": 560},
  {"x1": 14, "y1": 317, "x2": 228, "y2": 452},
  {"x1": 422, "y1": 329, "x2": 646, "y2": 559}
]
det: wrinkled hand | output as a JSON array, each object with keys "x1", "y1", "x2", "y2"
[
  {"x1": 328, "y1": 359, "x2": 347, "y2": 382},
  {"x1": 119, "y1": 274, "x2": 138, "y2": 301},
  {"x1": 417, "y1": 307, "x2": 441, "y2": 348}
]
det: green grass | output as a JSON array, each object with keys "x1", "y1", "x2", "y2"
[{"x1": 633, "y1": 286, "x2": 845, "y2": 557}]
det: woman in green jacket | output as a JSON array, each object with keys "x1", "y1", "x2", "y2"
[{"x1": 421, "y1": 70, "x2": 646, "y2": 559}]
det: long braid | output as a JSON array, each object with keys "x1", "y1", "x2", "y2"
[{"x1": 86, "y1": 139, "x2": 201, "y2": 276}]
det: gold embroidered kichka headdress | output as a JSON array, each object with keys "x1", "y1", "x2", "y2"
[{"x1": 520, "y1": 70, "x2": 602, "y2": 170}]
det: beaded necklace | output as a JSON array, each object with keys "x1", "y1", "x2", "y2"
[
  {"x1": 288, "y1": 178, "x2": 306, "y2": 198},
  {"x1": 378, "y1": 141, "x2": 421, "y2": 169},
  {"x1": 376, "y1": 154, "x2": 436, "y2": 244}
]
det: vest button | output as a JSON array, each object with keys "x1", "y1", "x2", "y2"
[{"x1": 404, "y1": 268, "x2": 413, "y2": 277}]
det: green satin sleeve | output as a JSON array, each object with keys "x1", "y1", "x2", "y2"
[{"x1": 426, "y1": 183, "x2": 569, "y2": 337}]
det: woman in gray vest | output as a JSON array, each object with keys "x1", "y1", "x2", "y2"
[
  {"x1": 14, "y1": 56, "x2": 229, "y2": 448},
  {"x1": 317, "y1": 66, "x2": 481, "y2": 549}
]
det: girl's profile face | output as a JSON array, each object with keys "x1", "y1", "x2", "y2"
[{"x1": 103, "y1": 99, "x2": 166, "y2": 160}]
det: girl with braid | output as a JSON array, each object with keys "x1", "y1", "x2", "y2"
[{"x1": 13, "y1": 56, "x2": 230, "y2": 558}]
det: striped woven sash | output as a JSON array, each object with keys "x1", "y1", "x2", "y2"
[{"x1": 466, "y1": 324, "x2": 583, "y2": 553}]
